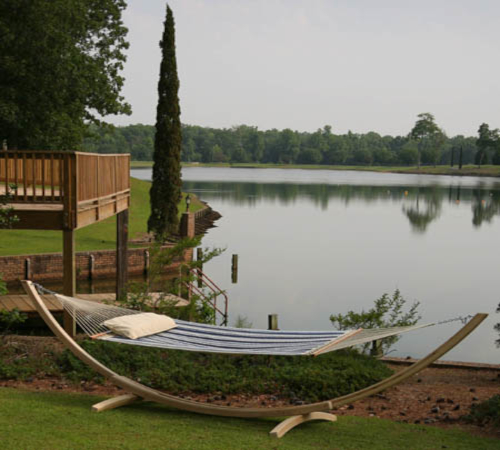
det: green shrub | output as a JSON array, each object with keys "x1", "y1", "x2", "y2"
[
  {"x1": 1, "y1": 337, "x2": 392, "y2": 402},
  {"x1": 465, "y1": 395, "x2": 500, "y2": 427},
  {"x1": 0, "y1": 344, "x2": 59, "y2": 381},
  {"x1": 0, "y1": 308, "x2": 27, "y2": 341},
  {"x1": 57, "y1": 340, "x2": 392, "y2": 402},
  {"x1": 330, "y1": 289, "x2": 421, "y2": 354}
]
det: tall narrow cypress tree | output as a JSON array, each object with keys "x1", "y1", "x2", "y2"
[{"x1": 148, "y1": 5, "x2": 182, "y2": 240}]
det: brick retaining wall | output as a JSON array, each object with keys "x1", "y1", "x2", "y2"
[{"x1": 0, "y1": 246, "x2": 193, "y2": 283}]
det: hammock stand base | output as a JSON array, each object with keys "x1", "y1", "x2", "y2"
[
  {"x1": 91, "y1": 393, "x2": 338, "y2": 437},
  {"x1": 22, "y1": 280, "x2": 488, "y2": 439},
  {"x1": 270, "y1": 412, "x2": 338, "y2": 438},
  {"x1": 92, "y1": 394, "x2": 141, "y2": 412}
]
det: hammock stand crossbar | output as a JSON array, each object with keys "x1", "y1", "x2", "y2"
[{"x1": 22, "y1": 281, "x2": 488, "y2": 439}]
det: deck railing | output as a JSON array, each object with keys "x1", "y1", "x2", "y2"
[
  {"x1": 0, "y1": 150, "x2": 66, "y2": 203},
  {"x1": 0, "y1": 150, "x2": 130, "y2": 228}
]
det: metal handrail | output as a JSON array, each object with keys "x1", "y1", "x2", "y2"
[
  {"x1": 182, "y1": 281, "x2": 227, "y2": 323},
  {"x1": 178, "y1": 263, "x2": 228, "y2": 325},
  {"x1": 188, "y1": 267, "x2": 228, "y2": 324}
]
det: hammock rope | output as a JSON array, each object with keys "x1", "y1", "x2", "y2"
[{"x1": 34, "y1": 284, "x2": 433, "y2": 356}]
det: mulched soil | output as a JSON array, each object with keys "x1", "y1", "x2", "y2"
[{"x1": 1, "y1": 336, "x2": 499, "y2": 439}]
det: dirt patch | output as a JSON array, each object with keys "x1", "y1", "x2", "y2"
[{"x1": 1, "y1": 336, "x2": 499, "y2": 439}]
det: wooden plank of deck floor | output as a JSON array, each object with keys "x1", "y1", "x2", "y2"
[
  {"x1": 0, "y1": 292, "x2": 188, "y2": 313},
  {"x1": 0, "y1": 294, "x2": 59, "y2": 313},
  {"x1": 0, "y1": 296, "x2": 22, "y2": 311}
]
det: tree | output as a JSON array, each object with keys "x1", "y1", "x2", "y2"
[
  {"x1": 148, "y1": 5, "x2": 182, "y2": 240},
  {"x1": 476, "y1": 123, "x2": 490, "y2": 168},
  {"x1": 0, "y1": 0, "x2": 130, "y2": 150},
  {"x1": 278, "y1": 129, "x2": 300, "y2": 163},
  {"x1": 298, "y1": 147, "x2": 322, "y2": 164},
  {"x1": 476, "y1": 123, "x2": 499, "y2": 167},
  {"x1": 410, "y1": 113, "x2": 444, "y2": 168},
  {"x1": 330, "y1": 290, "x2": 420, "y2": 355}
]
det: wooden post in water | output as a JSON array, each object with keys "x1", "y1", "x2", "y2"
[
  {"x1": 196, "y1": 248, "x2": 203, "y2": 288},
  {"x1": 370, "y1": 340, "x2": 383, "y2": 357},
  {"x1": 231, "y1": 254, "x2": 238, "y2": 284},
  {"x1": 268, "y1": 314, "x2": 279, "y2": 331},
  {"x1": 116, "y1": 210, "x2": 129, "y2": 301}
]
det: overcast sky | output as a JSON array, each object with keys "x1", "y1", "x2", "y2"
[{"x1": 113, "y1": 0, "x2": 500, "y2": 137}]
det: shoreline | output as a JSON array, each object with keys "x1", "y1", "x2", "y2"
[{"x1": 131, "y1": 161, "x2": 500, "y2": 178}]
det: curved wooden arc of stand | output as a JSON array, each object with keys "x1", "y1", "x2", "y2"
[{"x1": 22, "y1": 281, "x2": 488, "y2": 438}]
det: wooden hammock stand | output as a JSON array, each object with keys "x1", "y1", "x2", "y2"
[{"x1": 22, "y1": 280, "x2": 487, "y2": 439}]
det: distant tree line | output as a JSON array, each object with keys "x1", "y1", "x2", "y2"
[{"x1": 84, "y1": 120, "x2": 495, "y2": 167}]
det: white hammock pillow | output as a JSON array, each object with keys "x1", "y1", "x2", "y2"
[{"x1": 103, "y1": 313, "x2": 177, "y2": 339}]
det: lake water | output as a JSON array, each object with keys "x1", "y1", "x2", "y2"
[{"x1": 132, "y1": 167, "x2": 500, "y2": 364}]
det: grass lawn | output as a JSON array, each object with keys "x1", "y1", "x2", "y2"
[
  {"x1": 0, "y1": 178, "x2": 204, "y2": 256},
  {"x1": 131, "y1": 160, "x2": 500, "y2": 177},
  {"x1": 1, "y1": 388, "x2": 497, "y2": 450}
]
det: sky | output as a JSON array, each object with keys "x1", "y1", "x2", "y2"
[{"x1": 112, "y1": 0, "x2": 500, "y2": 137}]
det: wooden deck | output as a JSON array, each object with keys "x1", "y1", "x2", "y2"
[
  {"x1": 0, "y1": 150, "x2": 130, "y2": 230},
  {"x1": 0, "y1": 293, "x2": 189, "y2": 315},
  {"x1": 1, "y1": 150, "x2": 133, "y2": 335}
]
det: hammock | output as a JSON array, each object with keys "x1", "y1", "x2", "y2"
[
  {"x1": 23, "y1": 281, "x2": 487, "y2": 438},
  {"x1": 36, "y1": 285, "x2": 432, "y2": 356}
]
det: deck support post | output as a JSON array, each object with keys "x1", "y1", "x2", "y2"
[
  {"x1": 116, "y1": 209, "x2": 129, "y2": 300},
  {"x1": 62, "y1": 229, "x2": 76, "y2": 337}
]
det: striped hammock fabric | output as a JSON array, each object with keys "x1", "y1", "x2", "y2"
[
  {"x1": 98, "y1": 319, "x2": 431, "y2": 356},
  {"x1": 49, "y1": 291, "x2": 431, "y2": 356}
]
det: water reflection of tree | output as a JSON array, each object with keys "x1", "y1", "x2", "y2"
[
  {"x1": 402, "y1": 188, "x2": 442, "y2": 233},
  {"x1": 183, "y1": 180, "x2": 500, "y2": 231},
  {"x1": 495, "y1": 303, "x2": 500, "y2": 348},
  {"x1": 471, "y1": 189, "x2": 500, "y2": 227}
]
